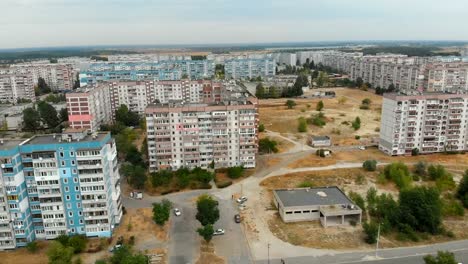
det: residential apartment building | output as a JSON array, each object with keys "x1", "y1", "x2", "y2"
[
  {"x1": 225, "y1": 59, "x2": 276, "y2": 80},
  {"x1": 107, "y1": 80, "x2": 226, "y2": 116},
  {"x1": 0, "y1": 73, "x2": 36, "y2": 103},
  {"x1": 425, "y1": 63, "x2": 468, "y2": 93},
  {"x1": 79, "y1": 60, "x2": 215, "y2": 86},
  {"x1": 379, "y1": 93, "x2": 468, "y2": 155},
  {"x1": 66, "y1": 86, "x2": 113, "y2": 132},
  {"x1": 0, "y1": 131, "x2": 122, "y2": 250},
  {"x1": 10, "y1": 64, "x2": 75, "y2": 91}
]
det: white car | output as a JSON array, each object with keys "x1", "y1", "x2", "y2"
[
  {"x1": 109, "y1": 244, "x2": 122, "y2": 252},
  {"x1": 174, "y1": 208, "x2": 181, "y2": 216},
  {"x1": 236, "y1": 196, "x2": 248, "y2": 203},
  {"x1": 213, "y1": 228, "x2": 225, "y2": 236},
  {"x1": 358, "y1": 146, "x2": 366, "y2": 150}
]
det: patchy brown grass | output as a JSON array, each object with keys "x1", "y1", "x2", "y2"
[
  {"x1": 268, "y1": 213, "x2": 370, "y2": 250},
  {"x1": 195, "y1": 241, "x2": 225, "y2": 264},
  {"x1": 287, "y1": 155, "x2": 336, "y2": 168},
  {"x1": 0, "y1": 241, "x2": 49, "y2": 264},
  {"x1": 259, "y1": 88, "x2": 382, "y2": 146},
  {"x1": 259, "y1": 133, "x2": 295, "y2": 153}
]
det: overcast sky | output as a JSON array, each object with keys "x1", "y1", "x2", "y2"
[{"x1": 1, "y1": 0, "x2": 468, "y2": 49}]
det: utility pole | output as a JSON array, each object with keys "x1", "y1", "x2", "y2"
[
  {"x1": 375, "y1": 222, "x2": 381, "y2": 258},
  {"x1": 241, "y1": 183, "x2": 243, "y2": 197},
  {"x1": 267, "y1": 242, "x2": 271, "y2": 264}
]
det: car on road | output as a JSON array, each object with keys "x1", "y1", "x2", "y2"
[
  {"x1": 234, "y1": 214, "x2": 241, "y2": 223},
  {"x1": 358, "y1": 146, "x2": 366, "y2": 150},
  {"x1": 213, "y1": 228, "x2": 225, "y2": 235},
  {"x1": 174, "y1": 208, "x2": 181, "y2": 216},
  {"x1": 237, "y1": 196, "x2": 248, "y2": 203}
]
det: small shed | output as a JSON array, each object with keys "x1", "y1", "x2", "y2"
[{"x1": 311, "y1": 136, "x2": 331, "y2": 147}]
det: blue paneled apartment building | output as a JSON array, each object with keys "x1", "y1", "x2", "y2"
[{"x1": 0, "y1": 130, "x2": 122, "y2": 250}]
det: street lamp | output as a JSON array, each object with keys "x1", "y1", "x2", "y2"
[{"x1": 267, "y1": 242, "x2": 271, "y2": 264}]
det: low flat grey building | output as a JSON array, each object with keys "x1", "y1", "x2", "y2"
[
  {"x1": 311, "y1": 135, "x2": 331, "y2": 147},
  {"x1": 273, "y1": 187, "x2": 362, "y2": 227}
]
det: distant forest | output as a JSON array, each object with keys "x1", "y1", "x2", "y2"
[
  {"x1": 0, "y1": 49, "x2": 137, "y2": 64},
  {"x1": 341, "y1": 46, "x2": 461, "y2": 57}
]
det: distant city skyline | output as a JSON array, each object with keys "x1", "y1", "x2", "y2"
[{"x1": 1, "y1": 0, "x2": 468, "y2": 49}]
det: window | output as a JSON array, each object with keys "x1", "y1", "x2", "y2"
[
  {"x1": 66, "y1": 195, "x2": 70, "y2": 200},
  {"x1": 65, "y1": 187, "x2": 69, "y2": 192},
  {"x1": 61, "y1": 161, "x2": 65, "y2": 166},
  {"x1": 76, "y1": 195, "x2": 80, "y2": 200},
  {"x1": 69, "y1": 220, "x2": 74, "y2": 225},
  {"x1": 59, "y1": 152, "x2": 64, "y2": 158},
  {"x1": 78, "y1": 211, "x2": 82, "y2": 216},
  {"x1": 294, "y1": 211, "x2": 301, "y2": 214},
  {"x1": 72, "y1": 169, "x2": 77, "y2": 174},
  {"x1": 62, "y1": 170, "x2": 66, "y2": 174},
  {"x1": 73, "y1": 178, "x2": 78, "y2": 183},
  {"x1": 285, "y1": 211, "x2": 293, "y2": 215},
  {"x1": 63, "y1": 178, "x2": 68, "y2": 184},
  {"x1": 75, "y1": 186, "x2": 79, "y2": 191},
  {"x1": 67, "y1": 203, "x2": 71, "y2": 209},
  {"x1": 303, "y1": 210, "x2": 311, "y2": 213},
  {"x1": 71, "y1": 160, "x2": 75, "y2": 166},
  {"x1": 77, "y1": 203, "x2": 81, "y2": 208},
  {"x1": 70, "y1": 151, "x2": 74, "y2": 157},
  {"x1": 69, "y1": 212, "x2": 73, "y2": 217}
]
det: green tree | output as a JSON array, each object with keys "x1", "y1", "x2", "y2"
[
  {"x1": 152, "y1": 199, "x2": 171, "y2": 226},
  {"x1": 363, "y1": 160, "x2": 377, "y2": 171},
  {"x1": 26, "y1": 241, "x2": 38, "y2": 253},
  {"x1": 196, "y1": 194, "x2": 220, "y2": 226},
  {"x1": 352, "y1": 116, "x2": 361, "y2": 131},
  {"x1": 47, "y1": 241, "x2": 74, "y2": 264},
  {"x1": 197, "y1": 224, "x2": 214, "y2": 242},
  {"x1": 399, "y1": 187, "x2": 442, "y2": 234},
  {"x1": 423, "y1": 251, "x2": 457, "y2": 264},
  {"x1": 457, "y1": 170, "x2": 468, "y2": 208},
  {"x1": 121, "y1": 164, "x2": 147, "y2": 189},
  {"x1": 59, "y1": 108, "x2": 68, "y2": 122},
  {"x1": 366, "y1": 187, "x2": 378, "y2": 214},
  {"x1": 363, "y1": 221, "x2": 379, "y2": 244},
  {"x1": 68, "y1": 235, "x2": 87, "y2": 253},
  {"x1": 23, "y1": 107, "x2": 41, "y2": 131},
  {"x1": 362, "y1": 98, "x2": 371, "y2": 105},
  {"x1": 428, "y1": 164, "x2": 448, "y2": 181},
  {"x1": 255, "y1": 83, "x2": 266, "y2": 98},
  {"x1": 36, "y1": 77, "x2": 51, "y2": 95},
  {"x1": 227, "y1": 166, "x2": 244, "y2": 179},
  {"x1": 387, "y1": 83, "x2": 396, "y2": 92},
  {"x1": 298, "y1": 117, "x2": 308, "y2": 132},
  {"x1": 383, "y1": 162, "x2": 413, "y2": 189},
  {"x1": 110, "y1": 246, "x2": 148, "y2": 264},
  {"x1": 38, "y1": 101, "x2": 59, "y2": 128},
  {"x1": 414, "y1": 161, "x2": 427, "y2": 177},
  {"x1": 258, "y1": 138, "x2": 278, "y2": 154},
  {"x1": 348, "y1": 191, "x2": 366, "y2": 212},
  {"x1": 316, "y1": 100, "x2": 324, "y2": 111},
  {"x1": 285, "y1": 100, "x2": 296, "y2": 109},
  {"x1": 356, "y1": 77, "x2": 364, "y2": 88}
]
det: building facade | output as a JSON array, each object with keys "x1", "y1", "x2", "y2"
[
  {"x1": 379, "y1": 93, "x2": 468, "y2": 155},
  {"x1": 0, "y1": 73, "x2": 36, "y2": 103},
  {"x1": 0, "y1": 131, "x2": 122, "y2": 250},
  {"x1": 66, "y1": 86, "x2": 113, "y2": 132},
  {"x1": 10, "y1": 64, "x2": 75, "y2": 91},
  {"x1": 225, "y1": 59, "x2": 276, "y2": 80},
  {"x1": 79, "y1": 61, "x2": 215, "y2": 86},
  {"x1": 145, "y1": 98, "x2": 258, "y2": 172}
]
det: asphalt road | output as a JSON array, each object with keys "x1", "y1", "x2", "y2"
[
  {"x1": 169, "y1": 200, "x2": 199, "y2": 264},
  {"x1": 256, "y1": 240, "x2": 468, "y2": 264},
  {"x1": 212, "y1": 197, "x2": 251, "y2": 264}
]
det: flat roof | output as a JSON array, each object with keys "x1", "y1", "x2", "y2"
[
  {"x1": 23, "y1": 133, "x2": 108, "y2": 145},
  {"x1": 274, "y1": 187, "x2": 353, "y2": 208},
  {"x1": 0, "y1": 139, "x2": 24, "y2": 151},
  {"x1": 312, "y1": 136, "x2": 330, "y2": 141}
]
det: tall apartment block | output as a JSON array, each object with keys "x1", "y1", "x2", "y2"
[
  {"x1": 0, "y1": 131, "x2": 122, "y2": 250},
  {"x1": 0, "y1": 73, "x2": 36, "y2": 103},
  {"x1": 145, "y1": 97, "x2": 258, "y2": 172},
  {"x1": 66, "y1": 86, "x2": 113, "y2": 132},
  {"x1": 224, "y1": 59, "x2": 276, "y2": 80},
  {"x1": 379, "y1": 93, "x2": 468, "y2": 155},
  {"x1": 107, "y1": 80, "x2": 225, "y2": 116},
  {"x1": 426, "y1": 63, "x2": 468, "y2": 93},
  {"x1": 79, "y1": 60, "x2": 215, "y2": 86},
  {"x1": 10, "y1": 64, "x2": 75, "y2": 91}
]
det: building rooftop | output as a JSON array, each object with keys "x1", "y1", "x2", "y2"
[
  {"x1": 274, "y1": 187, "x2": 353, "y2": 208},
  {"x1": 22, "y1": 132, "x2": 109, "y2": 146},
  {"x1": 0, "y1": 139, "x2": 25, "y2": 151},
  {"x1": 312, "y1": 136, "x2": 330, "y2": 141}
]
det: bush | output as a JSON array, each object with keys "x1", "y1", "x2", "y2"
[
  {"x1": 316, "y1": 100, "x2": 324, "y2": 111},
  {"x1": 383, "y1": 162, "x2": 412, "y2": 189},
  {"x1": 297, "y1": 181, "x2": 314, "y2": 188},
  {"x1": 414, "y1": 161, "x2": 427, "y2": 178},
  {"x1": 348, "y1": 191, "x2": 366, "y2": 212},
  {"x1": 411, "y1": 148, "x2": 419, "y2": 156},
  {"x1": 363, "y1": 221, "x2": 379, "y2": 244},
  {"x1": 298, "y1": 117, "x2": 308, "y2": 132},
  {"x1": 442, "y1": 199, "x2": 465, "y2": 217},
  {"x1": 216, "y1": 181, "x2": 233, "y2": 188},
  {"x1": 359, "y1": 104, "x2": 370, "y2": 110},
  {"x1": 26, "y1": 241, "x2": 38, "y2": 253},
  {"x1": 355, "y1": 174, "x2": 366, "y2": 185},
  {"x1": 349, "y1": 220, "x2": 357, "y2": 227},
  {"x1": 258, "y1": 123, "x2": 265, "y2": 132},
  {"x1": 355, "y1": 135, "x2": 360, "y2": 140},
  {"x1": 428, "y1": 164, "x2": 447, "y2": 181},
  {"x1": 362, "y1": 160, "x2": 377, "y2": 171},
  {"x1": 227, "y1": 166, "x2": 244, "y2": 179},
  {"x1": 457, "y1": 170, "x2": 468, "y2": 208},
  {"x1": 152, "y1": 199, "x2": 171, "y2": 226},
  {"x1": 308, "y1": 112, "x2": 326, "y2": 127},
  {"x1": 423, "y1": 251, "x2": 457, "y2": 264},
  {"x1": 352, "y1": 117, "x2": 361, "y2": 130}
]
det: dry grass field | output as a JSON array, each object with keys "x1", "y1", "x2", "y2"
[{"x1": 259, "y1": 88, "x2": 382, "y2": 146}]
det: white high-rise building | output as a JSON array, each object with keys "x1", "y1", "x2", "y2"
[{"x1": 379, "y1": 93, "x2": 468, "y2": 155}]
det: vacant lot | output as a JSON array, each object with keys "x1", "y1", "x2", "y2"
[
  {"x1": 195, "y1": 241, "x2": 225, "y2": 264},
  {"x1": 288, "y1": 147, "x2": 468, "y2": 170},
  {"x1": 259, "y1": 168, "x2": 468, "y2": 250},
  {"x1": 259, "y1": 88, "x2": 382, "y2": 146}
]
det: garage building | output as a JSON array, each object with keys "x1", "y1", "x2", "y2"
[{"x1": 273, "y1": 186, "x2": 362, "y2": 227}]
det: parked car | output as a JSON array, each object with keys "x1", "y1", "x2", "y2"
[
  {"x1": 358, "y1": 146, "x2": 366, "y2": 150},
  {"x1": 109, "y1": 244, "x2": 122, "y2": 252},
  {"x1": 236, "y1": 196, "x2": 248, "y2": 203},
  {"x1": 234, "y1": 214, "x2": 241, "y2": 223},
  {"x1": 213, "y1": 228, "x2": 225, "y2": 236},
  {"x1": 174, "y1": 208, "x2": 181, "y2": 216}
]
